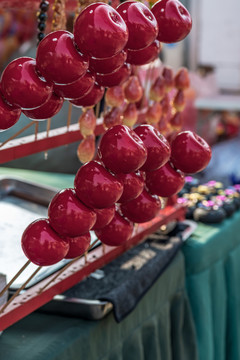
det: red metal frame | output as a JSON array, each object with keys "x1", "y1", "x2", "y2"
[
  {"x1": 0, "y1": 121, "x2": 104, "y2": 164},
  {"x1": 0, "y1": 111, "x2": 147, "y2": 164},
  {"x1": 0, "y1": 203, "x2": 185, "y2": 331}
]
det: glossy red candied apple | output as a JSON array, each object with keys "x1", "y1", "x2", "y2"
[
  {"x1": 126, "y1": 40, "x2": 161, "y2": 66},
  {"x1": 134, "y1": 124, "x2": 171, "y2": 171},
  {"x1": 70, "y1": 83, "x2": 104, "y2": 108},
  {"x1": 95, "y1": 212, "x2": 133, "y2": 246},
  {"x1": 151, "y1": 0, "x2": 192, "y2": 43},
  {"x1": 21, "y1": 218, "x2": 69, "y2": 266},
  {"x1": 122, "y1": 102, "x2": 138, "y2": 127},
  {"x1": 149, "y1": 75, "x2": 165, "y2": 102},
  {"x1": 98, "y1": 124, "x2": 147, "y2": 174},
  {"x1": 78, "y1": 108, "x2": 96, "y2": 137},
  {"x1": 36, "y1": 30, "x2": 89, "y2": 85},
  {"x1": 170, "y1": 131, "x2": 212, "y2": 174},
  {"x1": 74, "y1": 3, "x2": 129, "y2": 59},
  {"x1": 89, "y1": 50, "x2": 127, "y2": 75},
  {"x1": 91, "y1": 205, "x2": 116, "y2": 230},
  {"x1": 74, "y1": 160, "x2": 123, "y2": 209},
  {"x1": 117, "y1": 1, "x2": 158, "y2": 50},
  {"x1": 0, "y1": 92, "x2": 21, "y2": 131},
  {"x1": 105, "y1": 85, "x2": 125, "y2": 108},
  {"x1": 63, "y1": 232, "x2": 91, "y2": 259},
  {"x1": 103, "y1": 107, "x2": 123, "y2": 129},
  {"x1": 174, "y1": 67, "x2": 190, "y2": 90},
  {"x1": 173, "y1": 89, "x2": 185, "y2": 112},
  {"x1": 0, "y1": 57, "x2": 53, "y2": 110},
  {"x1": 162, "y1": 66, "x2": 174, "y2": 92},
  {"x1": 169, "y1": 111, "x2": 183, "y2": 130},
  {"x1": 77, "y1": 135, "x2": 96, "y2": 164},
  {"x1": 22, "y1": 92, "x2": 63, "y2": 120},
  {"x1": 95, "y1": 63, "x2": 131, "y2": 88},
  {"x1": 120, "y1": 188, "x2": 161, "y2": 223},
  {"x1": 48, "y1": 188, "x2": 97, "y2": 237},
  {"x1": 145, "y1": 102, "x2": 162, "y2": 125},
  {"x1": 145, "y1": 161, "x2": 185, "y2": 197},
  {"x1": 54, "y1": 71, "x2": 95, "y2": 100},
  {"x1": 123, "y1": 75, "x2": 143, "y2": 104},
  {"x1": 116, "y1": 171, "x2": 145, "y2": 203}
]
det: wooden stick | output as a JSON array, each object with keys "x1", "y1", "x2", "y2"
[
  {"x1": 95, "y1": 101, "x2": 101, "y2": 119},
  {"x1": 66, "y1": 103, "x2": 72, "y2": 130},
  {"x1": 0, "y1": 122, "x2": 35, "y2": 148},
  {"x1": 100, "y1": 99, "x2": 108, "y2": 119},
  {"x1": 102, "y1": 243, "x2": 106, "y2": 255},
  {"x1": 44, "y1": 118, "x2": 52, "y2": 159},
  {"x1": 38, "y1": 239, "x2": 99, "y2": 293},
  {"x1": 0, "y1": 260, "x2": 31, "y2": 298},
  {"x1": 46, "y1": 118, "x2": 52, "y2": 137},
  {"x1": 0, "y1": 266, "x2": 42, "y2": 313},
  {"x1": 34, "y1": 122, "x2": 39, "y2": 141},
  {"x1": 140, "y1": 63, "x2": 154, "y2": 109}
]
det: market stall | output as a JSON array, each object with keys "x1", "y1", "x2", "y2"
[
  {"x1": 1, "y1": 0, "x2": 240, "y2": 359},
  {"x1": 0, "y1": 251, "x2": 198, "y2": 360}
]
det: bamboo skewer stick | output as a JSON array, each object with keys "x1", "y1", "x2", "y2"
[
  {"x1": 0, "y1": 266, "x2": 42, "y2": 313},
  {"x1": 46, "y1": 118, "x2": 52, "y2": 137},
  {"x1": 66, "y1": 103, "x2": 72, "y2": 130},
  {"x1": 139, "y1": 63, "x2": 155, "y2": 109},
  {"x1": 0, "y1": 122, "x2": 35, "y2": 148},
  {"x1": 0, "y1": 260, "x2": 31, "y2": 298},
  {"x1": 44, "y1": 118, "x2": 52, "y2": 159},
  {"x1": 34, "y1": 121, "x2": 39, "y2": 141},
  {"x1": 95, "y1": 101, "x2": 101, "y2": 119},
  {"x1": 38, "y1": 239, "x2": 99, "y2": 294},
  {"x1": 102, "y1": 243, "x2": 106, "y2": 255}
]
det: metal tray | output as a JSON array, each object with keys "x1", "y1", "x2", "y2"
[
  {"x1": 39, "y1": 220, "x2": 197, "y2": 320},
  {"x1": 0, "y1": 176, "x2": 98, "y2": 290}
]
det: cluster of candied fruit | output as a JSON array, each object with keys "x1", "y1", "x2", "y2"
[
  {"x1": 21, "y1": 124, "x2": 211, "y2": 266},
  {"x1": 0, "y1": 0, "x2": 209, "y2": 269},
  {"x1": 0, "y1": 0, "x2": 192, "y2": 130}
]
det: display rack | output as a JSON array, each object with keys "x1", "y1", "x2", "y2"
[
  {"x1": 0, "y1": 201, "x2": 186, "y2": 331},
  {"x1": 0, "y1": 0, "x2": 191, "y2": 332}
]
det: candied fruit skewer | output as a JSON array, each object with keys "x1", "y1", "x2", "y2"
[
  {"x1": 0, "y1": 260, "x2": 31, "y2": 298},
  {"x1": 38, "y1": 238, "x2": 99, "y2": 294},
  {"x1": 0, "y1": 265, "x2": 43, "y2": 313}
]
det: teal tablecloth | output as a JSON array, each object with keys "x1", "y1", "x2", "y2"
[
  {"x1": 0, "y1": 252, "x2": 198, "y2": 360},
  {"x1": 182, "y1": 210, "x2": 240, "y2": 360}
]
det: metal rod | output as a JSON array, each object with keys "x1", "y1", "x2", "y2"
[
  {"x1": 38, "y1": 239, "x2": 99, "y2": 293},
  {"x1": 0, "y1": 260, "x2": 31, "y2": 298},
  {"x1": 0, "y1": 266, "x2": 42, "y2": 313}
]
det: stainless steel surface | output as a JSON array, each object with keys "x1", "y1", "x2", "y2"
[{"x1": 40, "y1": 295, "x2": 113, "y2": 320}]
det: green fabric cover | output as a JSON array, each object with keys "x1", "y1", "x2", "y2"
[
  {"x1": 0, "y1": 253, "x2": 198, "y2": 360},
  {"x1": 0, "y1": 168, "x2": 198, "y2": 360},
  {"x1": 182, "y1": 210, "x2": 240, "y2": 360}
]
